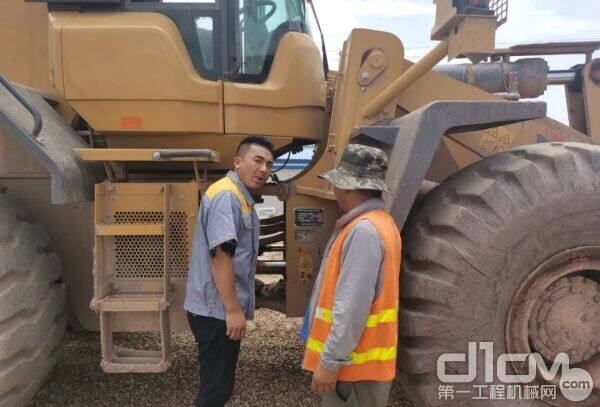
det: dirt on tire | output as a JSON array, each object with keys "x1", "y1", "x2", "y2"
[
  {"x1": 398, "y1": 142, "x2": 600, "y2": 406},
  {"x1": 0, "y1": 189, "x2": 67, "y2": 407}
]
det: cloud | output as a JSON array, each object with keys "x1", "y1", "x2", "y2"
[
  {"x1": 496, "y1": 0, "x2": 600, "y2": 44},
  {"x1": 332, "y1": 0, "x2": 433, "y2": 17}
]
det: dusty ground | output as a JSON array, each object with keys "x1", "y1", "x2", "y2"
[{"x1": 30, "y1": 309, "x2": 413, "y2": 406}]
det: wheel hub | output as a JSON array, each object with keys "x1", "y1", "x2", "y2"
[
  {"x1": 529, "y1": 276, "x2": 600, "y2": 364},
  {"x1": 506, "y1": 246, "x2": 600, "y2": 399}
]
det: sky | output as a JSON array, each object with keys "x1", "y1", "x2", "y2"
[{"x1": 309, "y1": 0, "x2": 600, "y2": 124}]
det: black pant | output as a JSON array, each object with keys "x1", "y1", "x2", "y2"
[{"x1": 187, "y1": 312, "x2": 241, "y2": 407}]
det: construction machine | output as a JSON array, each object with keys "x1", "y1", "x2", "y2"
[{"x1": 0, "y1": 0, "x2": 599, "y2": 405}]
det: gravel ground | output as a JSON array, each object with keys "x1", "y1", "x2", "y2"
[{"x1": 30, "y1": 309, "x2": 413, "y2": 406}]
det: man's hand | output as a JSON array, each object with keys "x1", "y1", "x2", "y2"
[
  {"x1": 311, "y1": 361, "x2": 339, "y2": 394},
  {"x1": 225, "y1": 307, "x2": 246, "y2": 340}
]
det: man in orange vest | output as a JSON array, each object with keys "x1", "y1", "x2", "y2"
[{"x1": 301, "y1": 144, "x2": 402, "y2": 406}]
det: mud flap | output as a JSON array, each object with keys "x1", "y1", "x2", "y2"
[
  {"x1": 0, "y1": 76, "x2": 100, "y2": 203},
  {"x1": 353, "y1": 100, "x2": 547, "y2": 228}
]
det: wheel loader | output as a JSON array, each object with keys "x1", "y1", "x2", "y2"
[{"x1": 0, "y1": 0, "x2": 599, "y2": 405}]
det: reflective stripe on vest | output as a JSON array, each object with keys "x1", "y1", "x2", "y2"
[
  {"x1": 303, "y1": 209, "x2": 402, "y2": 382},
  {"x1": 205, "y1": 176, "x2": 251, "y2": 214},
  {"x1": 314, "y1": 306, "x2": 398, "y2": 328},
  {"x1": 306, "y1": 337, "x2": 397, "y2": 364}
]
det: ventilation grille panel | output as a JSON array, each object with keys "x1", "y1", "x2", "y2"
[{"x1": 114, "y1": 211, "x2": 189, "y2": 279}]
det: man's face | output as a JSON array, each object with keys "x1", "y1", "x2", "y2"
[
  {"x1": 234, "y1": 144, "x2": 273, "y2": 191},
  {"x1": 333, "y1": 186, "x2": 350, "y2": 213}
]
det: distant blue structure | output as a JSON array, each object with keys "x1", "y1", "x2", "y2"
[
  {"x1": 273, "y1": 158, "x2": 311, "y2": 170},
  {"x1": 273, "y1": 146, "x2": 314, "y2": 170}
]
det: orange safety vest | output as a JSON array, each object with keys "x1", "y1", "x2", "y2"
[{"x1": 303, "y1": 209, "x2": 402, "y2": 382}]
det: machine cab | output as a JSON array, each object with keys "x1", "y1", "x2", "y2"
[{"x1": 43, "y1": 0, "x2": 326, "y2": 149}]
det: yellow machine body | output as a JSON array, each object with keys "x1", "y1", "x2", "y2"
[{"x1": 0, "y1": 0, "x2": 599, "y2": 392}]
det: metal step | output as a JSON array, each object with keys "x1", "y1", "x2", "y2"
[
  {"x1": 93, "y1": 184, "x2": 173, "y2": 374},
  {"x1": 95, "y1": 223, "x2": 165, "y2": 236},
  {"x1": 101, "y1": 346, "x2": 170, "y2": 373},
  {"x1": 92, "y1": 292, "x2": 168, "y2": 312},
  {"x1": 99, "y1": 305, "x2": 171, "y2": 374}
]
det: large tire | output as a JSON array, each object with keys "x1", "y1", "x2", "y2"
[
  {"x1": 0, "y1": 189, "x2": 67, "y2": 407},
  {"x1": 398, "y1": 143, "x2": 600, "y2": 406}
]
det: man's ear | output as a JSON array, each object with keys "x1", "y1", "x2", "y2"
[{"x1": 233, "y1": 155, "x2": 241, "y2": 170}]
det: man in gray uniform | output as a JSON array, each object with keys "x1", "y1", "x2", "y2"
[
  {"x1": 301, "y1": 144, "x2": 400, "y2": 406},
  {"x1": 184, "y1": 136, "x2": 273, "y2": 406}
]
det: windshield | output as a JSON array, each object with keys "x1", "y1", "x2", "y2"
[{"x1": 234, "y1": 0, "x2": 311, "y2": 82}]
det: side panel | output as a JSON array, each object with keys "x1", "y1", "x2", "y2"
[
  {"x1": 50, "y1": 12, "x2": 223, "y2": 134},
  {"x1": 284, "y1": 189, "x2": 340, "y2": 317},
  {"x1": 0, "y1": 0, "x2": 52, "y2": 93}
]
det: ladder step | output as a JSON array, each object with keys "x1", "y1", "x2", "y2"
[
  {"x1": 101, "y1": 360, "x2": 170, "y2": 373},
  {"x1": 96, "y1": 223, "x2": 164, "y2": 236},
  {"x1": 94, "y1": 293, "x2": 167, "y2": 312}
]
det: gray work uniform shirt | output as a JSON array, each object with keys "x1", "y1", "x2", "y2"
[
  {"x1": 304, "y1": 198, "x2": 385, "y2": 371},
  {"x1": 184, "y1": 171, "x2": 259, "y2": 321}
]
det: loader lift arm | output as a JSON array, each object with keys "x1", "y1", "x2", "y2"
[{"x1": 353, "y1": 100, "x2": 547, "y2": 229}]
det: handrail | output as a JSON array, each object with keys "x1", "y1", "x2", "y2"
[
  {"x1": 152, "y1": 149, "x2": 216, "y2": 161},
  {"x1": 0, "y1": 74, "x2": 43, "y2": 144}
]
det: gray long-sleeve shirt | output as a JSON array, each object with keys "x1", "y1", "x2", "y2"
[{"x1": 304, "y1": 198, "x2": 385, "y2": 371}]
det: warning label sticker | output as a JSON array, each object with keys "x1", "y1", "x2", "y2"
[
  {"x1": 294, "y1": 208, "x2": 324, "y2": 227},
  {"x1": 299, "y1": 255, "x2": 314, "y2": 281}
]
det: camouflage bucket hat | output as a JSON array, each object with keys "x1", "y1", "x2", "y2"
[{"x1": 318, "y1": 144, "x2": 391, "y2": 193}]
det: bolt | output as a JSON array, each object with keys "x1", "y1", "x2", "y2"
[
  {"x1": 361, "y1": 87, "x2": 367, "y2": 93},
  {"x1": 360, "y1": 72, "x2": 371, "y2": 82},
  {"x1": 190, "y1": 213, "x2": 195, "y2": 218},
  {"x1": 108, "y1": 185, "x2": 115, "y2": 192},
  {"x1": 152, "y1": 152, "x2": 161, "y2": 160}
]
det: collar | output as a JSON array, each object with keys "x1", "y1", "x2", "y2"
[
  {"x1": 226, "y1": 170, "x2": 255, "y2": 206},
  {"x1": 335, "y1": 198, "x2": 385, "y2": 231}
]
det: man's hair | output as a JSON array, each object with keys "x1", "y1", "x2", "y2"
[
  {"x1": 360, "y1": 189, "x2": 383, "y2": 199},
  {"x1": 235, "y1": 136, "x2": 274, "y2": 157}
]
